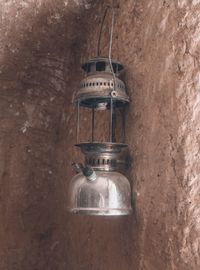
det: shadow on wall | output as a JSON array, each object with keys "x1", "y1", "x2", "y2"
[
  {"x1": 0, "y1": 1, "x2": 137, "y2": 270},
  {"x1": 0, "y1": 1, "x2": 167, "y2": 270},
  {"x1": 0, "y1": 1, "x2": 92, "y2": 269}
]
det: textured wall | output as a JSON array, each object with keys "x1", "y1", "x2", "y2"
[
  {"x1": 0, "y1": 0, "x2": 200, "y2": 270},
  {"x1": 0, "y1": 1, "x2": 88, "y2": 269}
]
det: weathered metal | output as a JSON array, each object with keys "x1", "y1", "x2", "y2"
[
  {"x1": 68, "y1": 56, "x2": 132, "y2": 216},
  {"x1": 74, "y1": 57, "x2": 130, "y2": 108}
]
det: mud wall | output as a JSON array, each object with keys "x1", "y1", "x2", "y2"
[{"x1": 0, "y1": 1, "x2": 200, "y2": 270}]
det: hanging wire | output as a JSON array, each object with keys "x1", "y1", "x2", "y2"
[
  {"x1": 96, "y1": 1, "x2": 118, "y2": 142},
  {"x1": 108, "y1": 6, "x2": 117, "y2": 142},
  {"x1": 96, "y1": 1, "x2": 117, "y2": 88},
  {"x1": 97, "y1": 5, "x2": 111, "y2": 57},
  {"x1": 108, "y1": 6, "x2": 116, "y2": 88}
]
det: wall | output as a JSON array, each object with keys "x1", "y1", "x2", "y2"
[
  {"x1": 0, "y1": 1, "x2": 87, "y2": 269},
  {"x1": 0, "y1": 0, "x2": 200, "y2": 270}
]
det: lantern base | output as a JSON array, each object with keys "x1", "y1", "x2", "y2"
[
  {"x1": 67, "y1": 171, "x2": 132, "y2": 216},
  {"x1": 68, "y1": 207, "x2": 132, "y2": 216}
]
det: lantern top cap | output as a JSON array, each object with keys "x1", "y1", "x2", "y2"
[{"x1": 81, "y1": 57, "x2": 124, "y2": 74}]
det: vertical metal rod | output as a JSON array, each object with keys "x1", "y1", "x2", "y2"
[
  {"x1": 76, "y1": 101, "x2": 80, "y2": 143},
  {"x1": 92, "y1": 108, "x2": 95, "y2": 142},
  {"x1": 110, "y1": 97, "x2": 113, "y2": 142},
  {"x1": 122, "y1": 107, "x2": 126, "y2": 143},
  {"x1": 112, "y1": 107, "x2": 116, "y2": 142}
]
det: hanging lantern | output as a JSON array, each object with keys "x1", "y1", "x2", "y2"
[{"x1": 67, "y1": 6, "x2": 132, "y2": 216}]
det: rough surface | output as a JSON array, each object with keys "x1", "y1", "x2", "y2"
[{"x1": 0, "y1": 0, "x2": 200, "y2": 269}]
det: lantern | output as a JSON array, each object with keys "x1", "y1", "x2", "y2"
[{"x1": 67, "y1": 5, "x2": 132, "y2": 216}]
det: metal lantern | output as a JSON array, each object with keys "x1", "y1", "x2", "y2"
[
  {"x1": 67, "y1": 5, "x2": 132, "y2": 216},
  {"x1": 67, "y1": 57, "x2": 132, "y2": 216}
]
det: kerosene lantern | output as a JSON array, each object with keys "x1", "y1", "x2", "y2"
[
  {"x1": 67, "y1": 56, "x2": 132, "y2": 216},
  {"x1": 67, "y1": 6, "x2": 132, "y2": 216}
]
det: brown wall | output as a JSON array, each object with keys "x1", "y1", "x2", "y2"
[{"x1": 0, "y1": 1, "x2": 200, "y2": 269}]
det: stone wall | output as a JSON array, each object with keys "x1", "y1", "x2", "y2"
[{"x1": 0, "y1": 0, "x2": 199, "y2": 269}]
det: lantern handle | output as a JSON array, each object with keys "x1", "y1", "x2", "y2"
[
  {"x1": 97, "y1": 3, "x2": 118, "y2": 58},
  {"x1": 97, "y1": 5, "x2": 111, "y2": 57}
]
